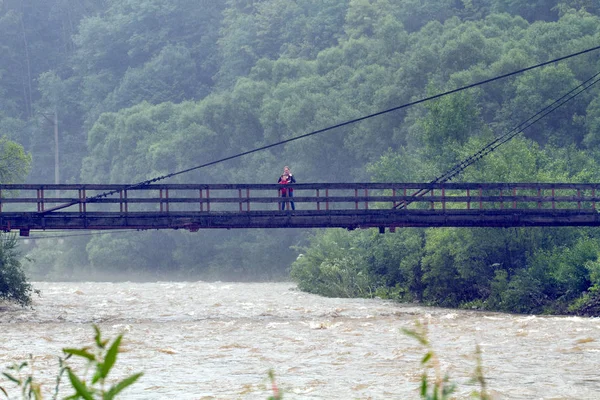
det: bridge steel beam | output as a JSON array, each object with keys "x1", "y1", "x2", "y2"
[{"x1": 0, "y1": 209, "x2": 599, "y2": 233}]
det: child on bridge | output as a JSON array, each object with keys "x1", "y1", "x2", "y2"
[{"x1": 278, "y1": 166, "x2": 296, "y2": 210}]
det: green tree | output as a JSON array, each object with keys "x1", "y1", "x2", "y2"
[
  {"x1": 216, "y1": 0, "x2": 349, "y2": 87},
  {"x1": 0, "y1": 136, "x2": 32, "y2": 306},
  {"x1": 0, "y1": 235, "x2": 33, "y2": 307},
  {"x1": 290, "y1": 229, "x2": 379, "y2": 297},
  {"x1": 492, "y1": 0, "x2": 560, "y2": 21},
  {"x1": 86, "y1": 232, "x2": 178, "y2": 279},
  {"x1": 71, "y1": 0, "x2": 225, "y2": 130},
  {"x1": 0, "y1": 137, "x2": 31, "y2": 183},
  {"x1": 583, "y1": 95, "x2": 600, "y2": 149}
]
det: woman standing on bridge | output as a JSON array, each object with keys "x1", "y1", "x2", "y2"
[{"x1": 278, "y1": 166, "x2": 296, "y2": 210}]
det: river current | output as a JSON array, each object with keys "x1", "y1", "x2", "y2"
[{"x1": 0, "y1": 281, "x2": 599, "y2": 399}]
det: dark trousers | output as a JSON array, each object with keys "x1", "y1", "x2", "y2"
[{"x1": 280, "y1": 191, "x2": 295, "y2": 210}]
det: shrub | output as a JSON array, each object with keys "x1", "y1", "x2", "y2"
[
  {"x1": 0, "y1": 234, "x2": 33, "y2": 307},
  {"x1": 292, "y1": 255, "x2": 378, "y2": 298}
]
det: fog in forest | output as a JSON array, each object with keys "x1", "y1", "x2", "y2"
[{"x1": 1, "y1": 0, "x2": 600, "y2": 320}]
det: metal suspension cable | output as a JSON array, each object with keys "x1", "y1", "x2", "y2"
[
  {"x1": 394, "y1": 70, "x2": 600, "y2": 209},
  {"x1": 41, "y1": 44, "x2": 600, "y2": 214},
  {"x1": 438, "y1": 70, "x2": 600, "y2": 183}
]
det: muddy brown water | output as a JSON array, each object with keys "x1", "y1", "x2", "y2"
[{"x1": 0, "y1": 282, "x2": 599, "y2": 399}]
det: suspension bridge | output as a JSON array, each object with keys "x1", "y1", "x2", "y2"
[
  {"x1": 3, "y1": 47, "x2": 598, "y2": 237},
  {"x1": 1, "y1": 182, "x2": 600, "y2": 236}
]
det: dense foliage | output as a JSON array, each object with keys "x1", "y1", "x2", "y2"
[
  {"x1": 1, "y1": 0, "x2": 600, "y2": 313},
  {"x1": 0, "y1": 137, "x2": 32, "y2": 306},
  {"x1": 0, "y1": 235, "x2": 33, "y2": 307}
]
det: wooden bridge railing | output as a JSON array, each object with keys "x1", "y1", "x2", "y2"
[
  {"x1": 0, "y1": 182, "x2": 598, "y2": 213},
  {"x1": 1, "y1": 183, "x2": 599, "y2": 233}
]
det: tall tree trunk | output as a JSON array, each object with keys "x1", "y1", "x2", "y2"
[
  {"x1": 19, "y1": 12, "x2": 33, "y2": 119},
  {"x1": 54, "y1": 108, "x2": 60, "y2": 185}
]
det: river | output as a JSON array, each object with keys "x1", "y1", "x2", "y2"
[{"x1": 0, "y1": 281, "x2": 599, "y2": 399}]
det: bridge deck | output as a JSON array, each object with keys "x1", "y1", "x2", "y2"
[{"x1": 1, "y1": 183, "x2": 599, "y2": 234}]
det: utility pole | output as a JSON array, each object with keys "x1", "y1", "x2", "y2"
[
  {"x1": 53, "y1": 107, "x2": 59, "y2": 185},
  {"x1": 41, "y1": 109, "x2": 60, "y2": 199},
  {"x1": 41, "y1": 109, "x2": 60, "y2": 185}
]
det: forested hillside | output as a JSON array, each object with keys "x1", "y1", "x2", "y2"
[{"x1": 2, "y1": 1, "x2": 600, "y2": 313}]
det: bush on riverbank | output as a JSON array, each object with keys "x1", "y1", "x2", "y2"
[
  {"x1": 0, "y1": 234, "x2": 33, "y2": 307},
  {"x1": 290, "y1": 227, "x2": 600, "y2": 316}
]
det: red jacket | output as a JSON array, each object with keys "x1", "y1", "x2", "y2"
[{"x1": 279, "y1": 178, "x2": 289, "y2": 195}]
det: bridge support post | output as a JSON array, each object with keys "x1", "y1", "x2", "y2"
[
  {"x1": 79, "y1": 189, "x2": 87, "y2": 213},
  {"x1": 119, "y1": 190, "x2": 128, "y2": 213},
  {"x1": 467, "y1": 188, "x2": 471, "y2": 210},
  {"x1": 430, "y1": 189, "x2": 434, "y2": 210},
  {"x1": 206, "y1": 189, "x2": 210, "y2": 212},
  {"x1": 442, "y1": 188, "x2": 446, "y2": 210},
  {"x1": 317, "y1": 189, "x2": 320, "y2": 211},
  {"x1": 164, "y1": 189, "x2": 169, "y2": 212},
  {"x1": 37, "y1": 189, "x2": 44, "y2": 212}
]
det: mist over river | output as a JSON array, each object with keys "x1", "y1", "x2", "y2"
[{"x1": 0, "y1": 282, "x2": 599, "y2": 399}]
